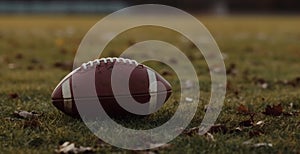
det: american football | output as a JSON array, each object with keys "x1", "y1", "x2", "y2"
[{"x1": 51, "y1": 57, "x2": 172, "y2": 118}]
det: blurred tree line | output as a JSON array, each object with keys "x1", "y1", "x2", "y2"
[{"x1": 0, "y1": 0, "x2": 299, "y2": 14}]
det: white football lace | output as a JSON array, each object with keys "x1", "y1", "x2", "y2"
[{"x1": 81, "y1": 57, "x2": 138, "y2": 70}]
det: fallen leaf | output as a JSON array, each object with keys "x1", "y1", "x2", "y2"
[
  {"x1": 15, "y1": 53, "x2": 23, "y2": 59},
  {"x1": 132, "y1": 151, "x2": 155, "y2": 154},
  {"x1": 53, "y1": 61, "x2": 72, "y2": 71},
  {"x1": 253, "y1": 77, "x2": 266, "y2": 85},
  {"x1": 261, "y1": 83, "x2": 268, "y2": 89},
  {"x1": 38, "y1": 65, "x2": 45, "y2": 70},
  {"x1": 229, "y1": 127, "x2": 243, "y2": 134},
  {"x1": 149, "y1": 143, "x2": 171, "y2": 149},
  {"x1": 263, "y1": 104, "x2": 283, "y2": 116},
  {"x1": 289, "y1": 103, "x2": 293, "y2": 109},
  {"x1": 237, "y1": 104, "x2": 249, "y2": 114},
  {"x1": 208, "y1": 124, "x2": 227, "y2": 134},
  {"x1": 13, "y1": 110, "x2": 39, "y2": 119},
  {"x1": 8, "y1": 63, "x2": 16, "y2": 69},
  {"x1": 4, "y1": 117, "x2": 20, "y2": 121},
  {"x1": 239, "y1": 119, "x2": 253, "y2": 127},
  {"x1": 234, "y1": 90, "x2": 239, "y2": 97},
  {"x1": 107, "y1": 50, "x2": 118, "y2": 57},
  {"x1": 94, "y1": 138, "x2": 106, "y2": 148},
  {"x1": 284, "y1": 111, "x2": 293, "y2": 117},
  {"x1": 55, "y1": 142, "x2": 94, "y2": 154},
  {"x1": 27, "y1": 65, "x2": 34, "y2": 70},
  {"x1": 183, "y1": 127, "x2": 199, "y2": 136},
  {"x1": 8, "y1": 93, "x2": 19, "y2": 99},
  {"x1": 161, "y1": 70, "x2": 173, "y2": 76},
  {"x1": 226, "y1": 63, "x2": 237, "y2": 76},
  {"x1": 277, "y1": 77, "x2": 300, "y2": 87},
  {"x1": 127, "y1": 40, "x2": 136, "y2": 46},
  {"x1": 204, "y1": 132, "x2": 215, "y2": 142},
  {"x1": 252, "y1": 143, "x2": 272, "y2": 148},
  {"x1": 185, "y1": 97, "x2": 193, "y2": 102},
  {"x1": 134, "y1": 142, "x2": 172, "y2": 152},
  {"x1": 253, "y1": 77, "x2": 269, "y2": 89},
  {"x1": 254, "y1": 120, "x2": 265, "y2": 127},
  {"x1": 183, "y1": 127, "x2": 218, "y2": 141}
]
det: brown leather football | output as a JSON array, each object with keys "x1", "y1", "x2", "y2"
[{"x1": 51, "y1": 57, "x2": 172, "y2": 118}]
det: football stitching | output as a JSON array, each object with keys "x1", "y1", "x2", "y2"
[{"x1": 81, "y1": 57, "x2": 138, "y2": 70}]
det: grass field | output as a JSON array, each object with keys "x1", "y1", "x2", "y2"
[{"x1": 1, "y1": 15, "x2": 300, "y2": 153}]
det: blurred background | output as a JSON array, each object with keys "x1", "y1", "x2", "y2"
[
  {"x1": 1, "y1": 1, "x2": 300, "y2": 153},
  {"x1": 0, "y1": 0, "x2": 300, "y2": 14}
]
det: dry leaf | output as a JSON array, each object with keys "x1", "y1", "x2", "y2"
[
  {"x1": 183, "y1": 127, "x2": 217, "y2": 141},
  {"x1": 239, "y1": 119, "x2": 253, "y2": 127},
  {"x1": 127, "y1": 40, "x2": 136, "y2": 46},
  {"x1": 95, "y1": 138, "x2": 106, "y2": 148},
  {"x1": 13, "y1": 110, "x2": 39, "y2": 119},
  {"x1": 161, "y1": 70, "x2": 173, "y2": 76},
  {"x1": 204, "y1": 132, "x2": 215, "y2": 142},
  {"x1": 253, "y1": 77, "x2": 266, "y2": 84},
  {"x1": 55, "y1": 142, "x2": 94, "y2": 154},
  {"x1": 133, "y1": 142, "x2": 171, "y2": 153},
  {"x1": 15, "y1": 53, "x2": 23, "y2": 59},
  {"x1": 237, "y1": 104, "x2": 249, "y2": 114},
  {"x1": 183, "y1": 127, "x2": 199, "y2": 136},
  {"x1": 208, "y1": 124, "x2": 227, "y2": 134},
  {"x1": 263, "y1": 104, "x2": 283, "y2": 116},
  {"x1": 277, "y1": 77, "x2": 300, "y2": 87},
  {"x1": 255, "y1": 120, "x2": 265, "y2": 126},
  {"x1": 53, "y1": 61, "x2": 72, "y2": 71},
  {"x1": 8, "y1": 93, "x2": 19, "y2": 99},
  {"x1": 253, "y1": 77, "x2": 269, "y2": 89},
  {"x1": 4, "y1": 117, "x2": 20, "y2": 121},
  {"x1": 27, "y1": 65, "x2": 34, "y2": 70},
  {"x1": 8, "y1": 63, "x2": 16, "y2": 69},
  {"x1": 252, "y1": 143, "x2": 272, "y2": 148},
  {"x1": 149, "y1": 143, "x2": 171, "y2": 149},
  {"x1": 132, "y1": 151, "x2": 156, "y2": 154},
  {"x1": 229, "y1": 127, "x2": 243, "y2": 134},
  {"x1": 261, "y1": 83, "x2": 268, "y2": 89},
  {"x1": 226, "y1": 63, "x2": 237, "y2": 76},
  {"x1": 185, "y1": 97, "x2": 193, "y2": 102}
]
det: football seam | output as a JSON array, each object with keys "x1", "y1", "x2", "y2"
[{"x1": 51, "y1": 89, "x2": 172, "y2": 101}]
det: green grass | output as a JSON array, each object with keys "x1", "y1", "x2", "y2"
[{"x1": 1, "y1": 15, "x2": 300, "y2": 153}]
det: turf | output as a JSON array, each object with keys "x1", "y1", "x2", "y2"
[{"x1": 0, "y1": 15, "x2": 300, "y2": 153}]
